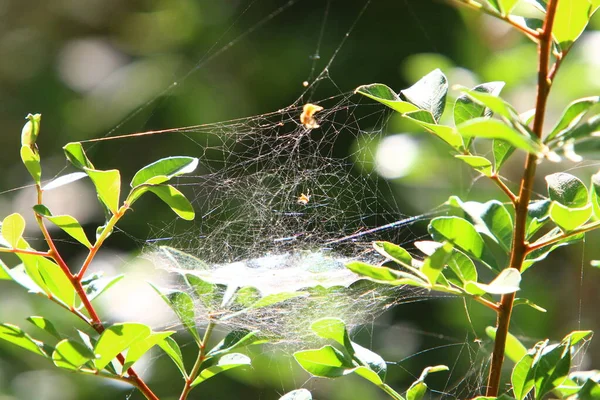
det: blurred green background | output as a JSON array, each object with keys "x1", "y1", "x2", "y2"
[{"x1": 1, "y1": 0, "x2": 599, "y2": 399}]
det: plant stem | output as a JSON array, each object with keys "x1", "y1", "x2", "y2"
[
  {"x1": 526, "y1": 220, "x2": 600, "y2": 253},
  {"x1": 179, "y1": 320, "x2": 216, "y2": 400},
  {"x1": 380, "y1": 383, "x2": 405, "y2": 400},
  {"x1": 0, "y1": 248, "x2": 51, "y2": 257},
  {"x1": 486, "y1": 0, "x2": 560, "y2": 396},
  {"x1": 490, "y1": 174, "x2": 518, "y2": 204},
  {"x1": 33, "y1": 188, "x2": 159, "y2": 400}
]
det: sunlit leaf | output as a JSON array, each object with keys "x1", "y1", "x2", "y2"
[
  {"x1": 190, "y1": 353, "x2": 251, "y2": 386},
  {"x1": 0, "y1": 323, "x2": 48, "y2": 357},
  {"x1": 549, "y1": 201, "x2": 592, "y2": 232},
  {"x1": 455, "y1": 155, "x2": 493, "y2": 177},
  {"x1": 352, "y1": 341, "x2": 387, "y2": 382},
  {"x1": 404, "y1": 113, "x2": 464, "y2": 150},
  {"x1": 311, "y1": 318, "x2": 351, "y2": 350},
  {"x1": 513, "y1": 298, "x2": 547, "y2": 312},
  {"x1": 457, "y1": 87, "x2": 516, "y2": 122},
  {"x1": 20, "y1": 145, "x2": 41, "y2": 185},
  {"x1": 21, "y1": 113, "x2": 41, "y2": 148},
  {"x1": 63, "y1": 142, "x2": 95, "y2": 170},
  {"x1": 400, "y1": 69, "x2": 448, "y2": 122},
  {"x1": 553, "y1": 0, "x2": 599, "y2": 50},
  {"x1": 85, "y1": 168, "x2": 121, "y2": 214},
  {"x1": 458, "y1": 118, "x2": 541, "y2": 155},
  {"x1": 147, "y1": 185, "x2": 194, "y2": 220},
  {"x1": 18, "y1": 254, "x2": 76, "y2": 307},
  {"x1": 130, "y1": 156, "x2": 199, "y2": 188},
  {"x1": 27, "y1": 316, "x2": 62, "y2": 340},
  {"x1": 149, "y1": 284, "x2": 200, "y2": 343},
  {"x1": 453, "y1": 81, "x2": 505, "y2": 126},
  {"x1": 1, "y1": 213, "x2": 26, "y2": 249},
  {"x1": 493, "y1": 139, "x2": 515, "y2": 172},
  {"x1": 546, "y1": 172, "x2": 589, "y2": 207},
  {"x1": 294, "y1": 345, "x2": 352, "y2": 378},
  {"x1": 83, "y1": 274, "x2": 125, "y2": 303},
  {"x1": 42, "y1": 172, "x2": 88, "y2": 191},
  {"x1": 546, "y1": 96, "x2": 600, "y2": 142},
  {"x1": 346, "y1": 261, "x2": 429, "y2": 287},
  {"x1": 428, "y1": 216, "x2": 487, "y2": 264},
  {"x1": 512, "y1": 352, "x2": 536, "y2": 400},
  {"x1": 123, "y1": 331, "x2": 174, "y2": 370},
  {"x1": 93, "y1": 323, "x2": 152, "y2": 370},
  {"x1": 158, "y1": 336, "x2": 187, "y2": 377},
  {"x1": 249, "y1": 291, "x2": 308, "y2": 309},
  {"x1": 52, "y1": 339, "x2": 95, "y2": 370},
  {"x1": 207, "y1": 329, "x2": 265, "y2": 358},
  {"x1": 33, "y1": 207, "x2": 92, "y2": 249},
  {"x1": 420, "y1": 242, "x2": 453, "y2": 285},
  {"x1": 355, "y1": 83, "x2": 421, "y2": 114},
  {"x1": 466, "y1": 268, "x2": 521, "y2": 295}
]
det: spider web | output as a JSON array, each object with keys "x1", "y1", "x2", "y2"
[{"x1": 6, "y1": 0, "x2": 593, "y2": 399}]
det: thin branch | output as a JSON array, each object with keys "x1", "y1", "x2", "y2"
[
  {"x1": 0, "y1": 247, "x2": 51, "y2": 257},
  {"x1": 474, "y1": 295, "x2": 501, "y2": 312},
  {"x1": 526, "y1": 220, "x2": 600, "y2": 253},
  {"x1": 448, "y1": 0, "x2": 540, "y2": 39},
  {"x1": 179, "y1": 320, "x2": 217, "y2": 400},
  {"x1": 490, "y1": 174, "x2": 518, "y2": 204},
  {"x1": 486, "y1": 0, "x2": 560, "y2": 396}
]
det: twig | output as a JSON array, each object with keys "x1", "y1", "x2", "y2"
[
  {"x1": 490, "y1": 174, "x2": 518, "y2": 204},
  {"x1": 526, "y1": 220, "x2": 600, "y2": 253},
  {"x1": 179, "y1": 320, "x2": 216, "y2": 400}
]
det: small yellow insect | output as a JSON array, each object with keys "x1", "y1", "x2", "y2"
[
  {"x1": 297, "y1": 190, "x2": 310, "y2": 205},
  {"x1": 300, "y1": 103, "x2": 324, "y2": 129}
]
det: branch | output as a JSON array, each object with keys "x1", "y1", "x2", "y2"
[
  {"x1": 490, "y1": 174, "x2": 518, "y2": 204},
  {"x1": 448, "y1": 0, "x2": 540, "y2": 39},
  {"x1": 486, "y1": 0, "x2": 560, "y2": 396},
  {"x1": 179, "y1": 320, "x2": 216, "y2": 400},
  {"x1": 526, "y1": 220, "x2": 600, "y2": 253}
]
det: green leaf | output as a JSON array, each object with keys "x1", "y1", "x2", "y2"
[
  {"x1": 452, "y1": 198, "x2": 513, "y2": 252},
  {"x1": 63, "y1": 142, "x2": 95, "y2": 170},
  {"x1": 447, "y1": 249, "x2": 478, "y2": 284},
  {"x1": 93, "y1": 323, "x2": 152, "y2": 370},
  {"x1": 372, "y1": 241, "x2": 427, "y2": 281},
  {"x1": 21, "y1": 113, "x2": 41, "y2": 148},
  {"x1": 453, "y1": 82, "x2": 505, "y2": 126},
  {"x1": 458, "y1": 118, "x2": 541, "y2": 155},
  {"x1": 184, "y1": 274, "x2": 216, "y2": 307},
  {"x1": 52, "y1": 339, "x2": 95, "y2": 370},
  {"x1": 0, "y1": 259, "x2": 11, "y2": 280},
  {"x1": 546, "y1": 172, "x2": 589, "y2": 207},
  {"x1": 311, "y1": 318, "x2": 351, "y2": 349},
  {"x1": 20, "y1": 145, "x2": 41, "y2": 185},
  {"x1": 403, "y1": 115, "x2": 464, "y2": 150},
  {"x1": 534, "y1": 342, "x2": 571, "y2": 398},
  {"x1": 18, "y1": 254, "x2": 76, "y2": 307},
  {"x1": 355, "y1": 83, "x2": 421, "y2": 114},
  {"x1": 352, "y1": 341, "x2": 387, "y2": 382},
  {"x1": 131, "y1": 156, "x2": 199, "y2": 187},
  {"x1": 428, "y1": 217, "x2": 485, "y2": 263},
  {"x1": 123, "y1": 331, "x2": 174, "y2": 371},
  {"x1": 526, "y1": 200, "x2": 551, "y2": 238},
  {"x1": 346, "y1": 261, "x2": 429, "y2": 287},
  {"x1": 549, "y1": 202, "x2": 592, "y2": 232},
  {"x1": 399, "y1": 69, "x2": 448, "y2": 122},
  {"x1": 557, "y1": 113, "x2": 600, "y2": 145},
  {"x1": 553, "y1": 0, "x2": 599, "y2": 50},
  {"x1": 34, "y1": 209, "x2": 92, "y2": 249},
  {"x1": 513, "y1": 298, "x2": 547, "y2": 313},
  {"x1": 250, "y1": 291, "x2": 308, "y2": 309},
  {"x1": 83, "y1": 273, "x2": 125, "y2": 303},
  {"x1": 512, "y1": 352, "x2": 536, "y2": 400},
  {"x1": 546, "y1": 96, "x2": 600, "y2": 142},
  {"x1": 0, "y1": 323, "x2": 48, "y2": 357},
  {"x1": 420, "y1": 242, "x2": 453, "y2": 285},
  {"x1": 294, "y1": 345, "x2": 353, "y2": 378},
  {"x1": 455, "y1": 155, "x2": 493, "y2": 177},
  {"x1": 26, "y1": 316, "x2": 62, "y2": 340},
  {"x1": 279, "y1": 389, "x2": 312, "y2": 400},
  {"x1": 497, "y1": 0, "x2": 520, "y2": 14},
  {"x1": 158, "y1": 336, "x2": 187, "y2": 377},
  {"x1": 486, "y1": 327, "x2": 527, "y2": 363},
  {"x1": 85, "y1": 168, "x2": 121, "y2": 214},
  {"x1": 493, "y1": 139, "x2": 516, "y2": 172},
  {"x1": 190, "y1": 353, "x2": 251, "y2": 386},
  {"x1": 146, "y1": 185, "x2": 194, "y2": 220},
  {"x1": 457, "y1": 86, "x2": 516, "y2": 122},
  {"x1": 407, "y1": 365, "x2": 449, "y2": 400},
  {"x1": 466, "y1": 268, "x2": 521, "y2": 295},
  {"x1": 1, "y1": 213, "x2": 26, "y2": 248},
  {"x1": 207, "y1": 329, "x2": 265, "y2": 358},
  {"x1": 149, "y1": 284, "x2": 200, "y2": 343},
  {"x1": 42, "y1": 172, "x2": 88, "y2": 191}
]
